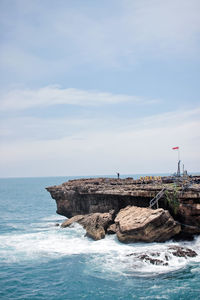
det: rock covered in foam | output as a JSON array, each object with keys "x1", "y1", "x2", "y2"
[
  {"x1": 115, "y1": 206, "x2": 181, "y2": 243},
  {"x1": 126, "y1": 245, "x2": 197, "y2": 266},
  {"x1": 168, "y1": 245, "x2": 197, "y2": 258}
]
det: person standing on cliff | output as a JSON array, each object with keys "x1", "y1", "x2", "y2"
[{"x1": 117, "y1": 172, "x2": 120, "y2": 179}]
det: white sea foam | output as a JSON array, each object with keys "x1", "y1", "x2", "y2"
[
  {"x1": 0, "y1": 220, "x2": 199, "y2": 277},
  {"x1": 40, "y1": 214, "x2": 66, "y2": 222}
]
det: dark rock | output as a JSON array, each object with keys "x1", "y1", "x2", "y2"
[
  {"x1": 137, "y1": 254, "x2": 168, "y2": 266},
  {"x1": 175, "y1": 204, "x2": 200, "y2": 236},
  {"x1": 126, "y1": 245, "x2": 197, "y2": 266},
  {"x1": 168, "y1": 246, "x2": 197, "y2": 258}
]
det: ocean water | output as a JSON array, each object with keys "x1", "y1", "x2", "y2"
[{"x1": 0, "y1": 176, "x2": 200, "y2": 300}]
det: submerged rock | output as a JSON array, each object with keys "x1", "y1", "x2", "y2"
[
  {"x1": 126, "y1": 246, "x2": 197, "y2": 266},
  {"x1": 115, "y1": 206, "x2": 181, "y2": 243},
  {"x1": 137, "y1": 254, "x2": 169, "y2": 266},
  {"x1": 168, "y1": 246, "x2": 197, "y2": 258}
]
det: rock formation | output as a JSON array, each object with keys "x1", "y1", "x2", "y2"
[
  {"x1": 46, "y1": 176, "x2": 200, "y2": 241},
  {"x1": 115, "y1": 206, "x2": 181, "y2": 243},
  {"x1": 61, "y1": 206, "x2": 180, "y2": 242},
  {"x1": 61, "y1": 210, "x2": 115, "y2": 240}
]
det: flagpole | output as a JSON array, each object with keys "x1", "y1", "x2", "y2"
[{"x1": 172, "y1": 146, "x2": 180, "y2": 177}]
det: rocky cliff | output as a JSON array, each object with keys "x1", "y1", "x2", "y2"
[{"x1": 46, "y1": 176, "x2": 200, "y2": 240}]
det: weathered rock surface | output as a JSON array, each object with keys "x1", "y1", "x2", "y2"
[
  {"x1": 175, "y1": 203, "x2": 200, "y2": 236},
  {"x1": 46, "y1": 176, "x2": 200, "y2": 238},
  {"x1": 115, "y1": 206, "x2": 181, "y2": 243},
  {"x1": 60, "y1": 206, "x2": 180, "y2": 243},
  {"x1": 61, "y1": 210, "x2": 115, "y2": 240},
  {"x1": 61, "y1": 215, "x2": 85, "y2": 228},
  {"x1": 107, "y1": 223, "x2": 117, "y2": 234}
]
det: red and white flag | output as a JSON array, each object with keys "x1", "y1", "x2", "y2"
[{"x1": 172, "y1": 147, "x2": 179, "y2": 150}]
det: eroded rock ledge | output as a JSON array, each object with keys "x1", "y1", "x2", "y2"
[{"x1": 46, "y1": 176, "x2": 200, "y2": 242}]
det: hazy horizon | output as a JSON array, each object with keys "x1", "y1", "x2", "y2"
[{"x1": 1, "y1": 170, "x2": 200, "y2": 180}]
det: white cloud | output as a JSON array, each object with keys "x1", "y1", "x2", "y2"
[
  {"x1": 134, "y1": 107, "x2": 200, "y2": 129},
  {"x1": 0, "y1": 86, "x2": 151, "y2": 111},
  {"x1": 0, "y1": 105, "x2": 199, "y2": 177}
]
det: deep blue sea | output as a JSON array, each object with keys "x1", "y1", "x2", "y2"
[{"x1": 0, "y1": 176, "x2": 200, "y2": 300}]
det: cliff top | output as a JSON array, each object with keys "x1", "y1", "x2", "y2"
[{"x1": 46, "y1": 176, "x2": 200, "y2": 198}]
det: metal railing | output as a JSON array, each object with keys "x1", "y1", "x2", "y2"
[{"x1": 149, "y1": 187, "x2": 166, "y2": 209}]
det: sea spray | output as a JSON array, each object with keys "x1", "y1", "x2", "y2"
[{"x1": 1, "y1": 214, "x2": 199, "y2": 276}]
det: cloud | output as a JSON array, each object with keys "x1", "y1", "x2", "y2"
[
  {"x1": 1, "y1": 119, "x2": 199, "y2": 177},
  {"x1": 0, "y1": 86, "x2": 154, "y2": 111},
  {"x1": 120, "y1": 0, "x2": 200, "y2": 56},
  {"x1": 0, "y1": 1, "x2": 200, "y2": 177},
  {"x1": 134, "y1": 107, "x2": 200, "y2": 129},
  {"x1": 0, "y1": 0, "x2": 200, "y2": 85},
  {"x1": 0, "y1": 115, "x2": 95, "y2": 141},
  {"x1": 0, "y1": 104, "x2": 199, "y2": 177}
]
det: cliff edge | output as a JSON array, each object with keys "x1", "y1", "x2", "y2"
[{"x1": 46, "y1": 176, "x2": 200, "y2": 241}]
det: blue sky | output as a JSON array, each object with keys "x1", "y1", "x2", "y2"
[{"x1": 0, "y1": 0, "x2": 200, "y2": 177}]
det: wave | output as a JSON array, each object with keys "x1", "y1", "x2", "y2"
[
  {"x1": 85, "y1": 235, "x2": 200, "y2": 278},
  {"x1": 40, "y1": 214, "x2": 67, "y2": 222},
  {"x1": 0, "y1": 220, "x2": 199, "y2": 277}
]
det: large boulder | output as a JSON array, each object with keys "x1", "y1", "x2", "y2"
[
  {"x1": 115, "y1": 206, "x2": 181, "y2": 243},
  {"x1": 61, "y1": 210, "x2": 114, "y2": 240}
]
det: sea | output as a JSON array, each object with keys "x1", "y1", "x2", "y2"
[{"x1": 0, "y1": 175, "x2": 200, "y2": 300}]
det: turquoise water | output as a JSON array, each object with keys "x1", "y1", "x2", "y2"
[{"x1": 0, "y1": 176, "x2": 200, "y2": 300}]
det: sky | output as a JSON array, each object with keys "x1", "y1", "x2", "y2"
[{"x1": 0, "y1": 0, "x2": 200, "y2": 178}]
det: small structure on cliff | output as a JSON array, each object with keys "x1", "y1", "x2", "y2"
[{"x1": 46, "y1": 175, "x2": 200, "y2": 243}]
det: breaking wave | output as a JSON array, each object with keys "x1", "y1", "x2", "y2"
[{"x1": 0, "y1": 214, "x2": 199, "y2": 277}]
